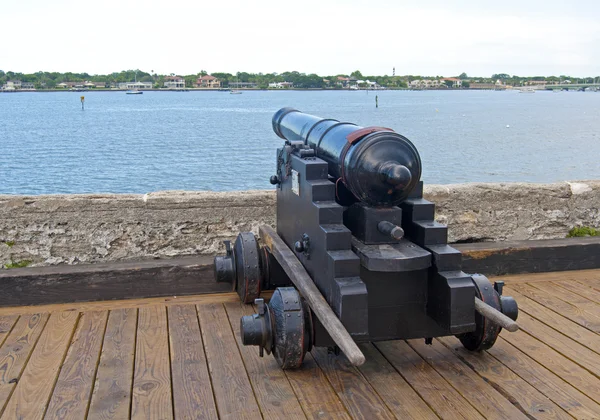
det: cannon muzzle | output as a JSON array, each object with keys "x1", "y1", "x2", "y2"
[{"x1": 272, "y1": 107, "x2": 421, "y2": 206}]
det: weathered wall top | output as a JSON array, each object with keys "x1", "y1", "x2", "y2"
[{"x1": 1, "y1": 181, "x2": 599, "y2": 267}]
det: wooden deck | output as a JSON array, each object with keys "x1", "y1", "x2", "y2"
[{"x1": 0, "y1": 270, "x2": 599, "y2": 419}]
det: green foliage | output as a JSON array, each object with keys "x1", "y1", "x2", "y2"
[
  {"x1": 3, "y1": 260, "x2": 31, "y2": 269},
  {"x1": 567, "y1": 226, "x2": 599, "y2": 237},
  {"x1": 461, "y1": 81, "x2": 470, "y2": 88},
  {"x1": 2, "y1": 241, "x2": 15, "y2": 247},
  {"x1": 350, "y1": 70, "x2": 364, "y2": 80},
  {"x1": 1, "y1": 69, "x2": 598, "y2": 91}
]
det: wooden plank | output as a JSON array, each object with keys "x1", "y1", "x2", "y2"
[
  {"x1": 224, "y1": 302, "x2": 306, "y2": 419},
  {"x1": 487, "y1": 337, "x2": 600, "y2": 418},
  {"x1": 356, "y1": 343, "x2": 437, "y2": 419},
  {"x1": 554, "y1": 279, "x2": 600, "y2": 304},
  {"x1": 508, "y1": 309, "x2": 600, "y2": 378},
  {"x1": 0, "y1": 256, "x2": 228, "y2": 307},
  {"x1": 491, "y1": 268, "x2": 600, "y2": 285},
  {"x1": 455, "y1": 237, "x2": 600, "y2": 276},
  {"x1": 499, "y1": 331, "x2": 600, "y2": 404},
  {"x1": 259, "y1": 225, "x2": 365, "y2": 366},
  {"x1": 2, "y1": 311, "x2": 79, "y2": 420},
  {"x1": 438, "y1": 336, "x2": 571, "y2": 420},
  {"x1": 407, "y1": 339, "x2": 527, "y2": 419},
  {"x1": 284, "y1": 353, "x2": 351, "y2": 420},
  {"x1": 88, "y1": 308, "x2": 137, "y2": 420},
  {"x1": 0, "y1": 313, "x2": 49, "y2": 415},
  {"x1": 0, "y1": 316, "x2": 18, "y2": 348},
  {"x1": 167, "y1": 304, "x2": 218, "y2": 420},
  {"x1": 375, "y1": 340, "x2": 484, "y2": 419},
  {"x1": 311, "y1": 347, "x2": 395, "y2": 420},
  {"x1": 512, "y1": 284, "x2": 600, "y2": 332},
  {"x1": 45, "y1": 310, "x2": 108, "y2": 419},
  {"x1": 131, "y1": 306, "x2": 173, "y2": 420},
  {"x1": 581, "y1": 277, "x2": 600, "y2": 292},
  {"x1": 0, "y1": 291, "x2": 272, "y2": 317},
  {"x1": 197, "y1": 303, "x2": 261, "y2": 420},
  {"x1": 527, "y1": 282, "x2": 600, "y2": 326},
  {"x1": 506, "y1": 287, "x2": 600, "y2": 355}
]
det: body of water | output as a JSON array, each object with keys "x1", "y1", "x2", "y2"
[{"x1": 1, "y1": 90, "x2": 599, "y2": 195}]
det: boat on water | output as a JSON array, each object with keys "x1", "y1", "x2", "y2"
[
  {"x1": 230, "y1": 90, "x2": 242, "y2": 94},
  {"x1": 126, "y1": 71, "x2": 144, "y2": 94},
  {"x1": 519, "y1": 88, "x2": 535, "y2": 93}
]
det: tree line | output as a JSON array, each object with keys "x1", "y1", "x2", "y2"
[{"x1": 1, "y1": 69, "x2": 598, "y2": 89}]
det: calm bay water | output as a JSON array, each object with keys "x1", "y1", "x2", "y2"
[{"x1": 1, "y1": 90, "x2": 599, "y2": 195}]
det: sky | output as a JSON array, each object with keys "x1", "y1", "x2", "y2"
[{"x1": 2, "y1": 0, "x2": 599, "y2": 77}]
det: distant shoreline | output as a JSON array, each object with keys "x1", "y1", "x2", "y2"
[{"x1": 0, "y1": 87, "x2": 511, "y2": 93}]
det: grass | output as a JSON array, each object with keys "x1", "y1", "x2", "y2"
[
  {"x1": 2, "y1": 241, "x2": 15, "y2": 247},
  {"x1": 3, "y1": 260, "x2": 32, "y2": 269},
  {"x1": 567, "y1": 226, "x2": 599, "y2": 237}
]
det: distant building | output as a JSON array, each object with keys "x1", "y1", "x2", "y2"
[
  {"x1": 268, "y1": 81, "x2": 293, "y2": 89},
  {"x1": 195, "y1": 75, "x2": 221, "y2": 88},
  {"x1": 164, "y1": 76, "x2": 185, "y2": 89},
  {"x1": 118, "y1": 81, "x2": 153, "y2": 90},
  {"x1": 441, "y1": 78, "x2": 462, "y2": 88},
  {"x1": 2, "y1": 80, "x2": 21, "y2": 90},
  {"x1": 336, "y1": 76, "x2": 358, "y2": 89},
  {"x1": 228, "y1": 81, "x2": 257, "y2": 89},
  {"x1": 409, "y1": 79, "x2": 443, "y2": 89},
  {"x1": 2, "y1": 81, "x2": 36, "y2": 90}
]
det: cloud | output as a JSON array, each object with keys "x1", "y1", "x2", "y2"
[{"x1": 1, "y1": 0, "x2": 599, "y2": 77}]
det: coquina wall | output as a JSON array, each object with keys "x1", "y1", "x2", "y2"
[{"x1": 1, "y1": 181, "x2": 599, "y2": 267}]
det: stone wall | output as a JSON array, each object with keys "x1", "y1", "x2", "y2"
[{"x1": 1, "y1": 181, "x2": 599, "y2": 267}]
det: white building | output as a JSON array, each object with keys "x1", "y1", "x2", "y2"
[
  {"x1": 163, "y1": 76, "x2": 185, "y2": 89},
  {"x1": 118, "y1": 81, "x2": 153, "y2": 90},
  {"x1": 268, "y1": 82, "x2": 293, "y2": 89}
]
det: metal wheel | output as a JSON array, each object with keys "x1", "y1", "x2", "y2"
[
  {"x1": 240, "y1": 287, "x2": 313, "y2": 369},
  {"x1": 457, "y1": 274, "x2": 502, "y2": 352},
  {"x1": 270, "y1": 287, "x2": 313, "y2": 369},
  {"x1": 234, "y1": 232, "x2": 262, "y2": 304}
]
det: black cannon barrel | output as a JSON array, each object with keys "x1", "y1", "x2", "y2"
[{"x1": 272, "y1": 107, "x2": 422, "y2": 207}]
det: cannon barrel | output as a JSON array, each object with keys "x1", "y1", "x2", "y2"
[{"x1": 272, "y1": 107, "x2": 422, "y2": 206}]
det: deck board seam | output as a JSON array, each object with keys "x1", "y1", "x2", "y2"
[
  {"x1": 512, "y1": 315, "x2": 600, "y2": 380},
  {"x1": 526, "y1": 282, "x2": 600, "y2": 322},
  {"x1": 83, "y1": 309, "x2": 110, "y2": 420},
  {"x1": 0, "y1": 313, "x2": 51, "y2": 417},
  {"x1": 507, "y1": 289, "x2": 600, "y2": 357},
  {"x1": 0, "y1": 316, "x2": 20, "y2": 350},
  {"x1": 482, "y1": 343, "x2": 577, "y2": 418},
  {"x1": 549, "y1": 281, "x2": 600, "y2": 305},
  {"x1": 353, "y1": 348, "x2": 439, "y2": 420},
  {"x1": 405, "y1": 339, "x2": 508, "y2": 419},
  {"x1": 221, "y1": 303, "x2": 265, "y2": 419},
  {"x1": 372, "y1": 341, "x2": 444, "y2": 419},
  {"x1": 41, "y1": 311, "x2": 83, "y2": 419},
  {"x1": 498, "y1": 335, "x2": 600, "y2": 404},
  {"x1": 128, "y1": 308, "x2": 140, "y2": 420},
  {"x1": 164, "y1": 305, "x2": 176, "y2": 420},
  {"x1": 193, "y1": 304, "x2": 220, "y2": 420},
  {"x1": 435, "y1": 338, "x2": 549, "y2": 420},
  {"x1": 510, "y1": 285, "x2": 600, "y2": 335}
]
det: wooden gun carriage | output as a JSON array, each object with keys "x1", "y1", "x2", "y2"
[{"x1": 214, "y1": 108, "x2": 519, "y2": 369}]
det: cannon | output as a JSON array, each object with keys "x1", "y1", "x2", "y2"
[{"x1": 214, "y1": 108, "x2": 519, "y2": 369}]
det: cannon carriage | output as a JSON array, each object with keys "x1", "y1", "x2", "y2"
[{"x1": 214, "y1": 107, "x2": 519, "y2": 369}]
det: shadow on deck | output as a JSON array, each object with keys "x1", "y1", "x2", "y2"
[{"x1": 0, "y1": 269, "x2": 599, "y2": 419}]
